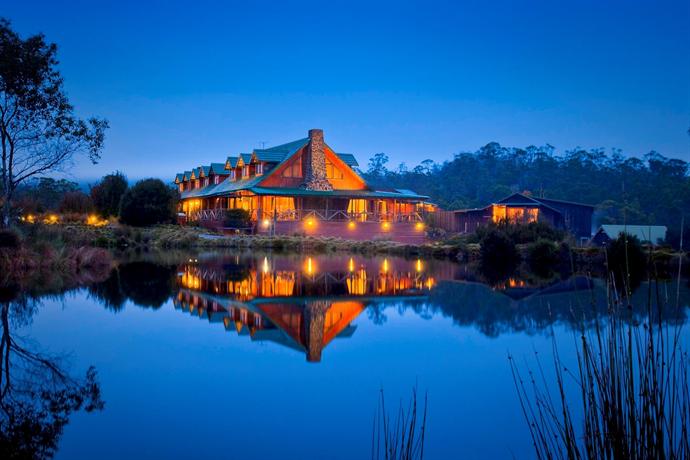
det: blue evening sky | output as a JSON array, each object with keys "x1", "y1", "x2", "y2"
[{"x1": 5, "y1": 0, "x2": 690, "y2": 182}]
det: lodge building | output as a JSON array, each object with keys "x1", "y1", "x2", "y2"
[
  {"x1": 174, "y1": 129, "x2": 431, "y2": 243},
  {"x1": 453, "y1": 192, "x2": 594, "y2": 240}
]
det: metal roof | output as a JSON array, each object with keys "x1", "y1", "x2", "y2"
[{"x1": 596, "y1": 225, "x2": 667, "y2": 243}]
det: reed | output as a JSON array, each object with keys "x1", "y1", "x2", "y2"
[
  {"x1": 371, "y1": 387, "x2": 428, "y2": 460},
  {"x1": 509, "y1": 269, "x2": 689, "y2": 458}
]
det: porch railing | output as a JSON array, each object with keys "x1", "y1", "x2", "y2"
[{"x1": 187, "y1": 208, "x2": 423, "y2": 223}]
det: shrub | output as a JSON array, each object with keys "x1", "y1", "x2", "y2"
[
  {"x1": 606, "y1": 232, "x2": 647, "y2": 291},
  {"x1": 0, "y1": 229, "x2": 21, "y2": 249},
  {"x1": 119, "y1": 179, "x2": 178, "y2": 227},
  {"x1": 91, "y1": 172, "x2": 128, "y2": 218},
  {"x1": 479, "y1": 228, "x2": 520, "y2": 283},
  {"x1": 223, "y1": 209, "x2": 251, "y2": 228},
  {"x1": 59, "y1": 191, "x2": 94, "y2": 214},
  {"x1": 527, "y1": 239, "x2": 559, "y2": 276}
]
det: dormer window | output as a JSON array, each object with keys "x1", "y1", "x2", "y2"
[
  {"x1": 179, "y1": 183, "x2": 184, "y2": 192},
  {"x1": 214, "y1": 175, "x2": 221, "y2": 185},
  {"x1": 230, "y1": 170, "x2": 236, "y2": 181},
  {"x1": 243, "y1": 165, "x2": 250, "y2": 178},
  {"x1": 195, "y1": 179, "x2": 200, "y2": 189},
  {"x1": 256, "y1": 163, "x2": 264, "y2": 175}
]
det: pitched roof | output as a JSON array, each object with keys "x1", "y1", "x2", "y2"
[
  {"x1": 534, "y1": 196, "x2": 595, "y2": 209},
  {"x1": 225, "y1": 156, "x2": 239, "y2": 169},
  {"x1": 175, "y1": 173, "x2": 184, "y2": 183},
  {"x1": 176, "y1": 134, "x2": 424, "y2": 201},
  {"x1": 209, "y1": 163, "x2": 227, "y2": 175},
  {"x1": 199, "y1": 165, "x2": 211, "y2": 177},
  {"x1": 336, "y1": 153, "x2": 359, "y2": 167},
  {"x1": 596, "y1": 225, "x2": 667, "y2": 243}
]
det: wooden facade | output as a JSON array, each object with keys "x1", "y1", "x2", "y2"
[
  {"x1": 174, "y1": 129, "x2": 432, "y2": 243},
  {"x1": 453, "y1": 193, "x2": 594, "y2": 239}
]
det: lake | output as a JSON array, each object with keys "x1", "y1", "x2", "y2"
[{"x1": 3, "y1": 251, "x2": 689, "y2": 459}]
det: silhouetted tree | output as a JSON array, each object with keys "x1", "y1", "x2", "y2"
[
  {"x1": 119, "y1": 179, "x2": 177, "y2": 227},
  {"x1": 90, "y1": 172, "x2": 128, "y2": 218},
  {"x1": 0, "y1": 19, "x2": 107, "y2": 227}
]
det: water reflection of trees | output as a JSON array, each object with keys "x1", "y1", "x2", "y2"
[
  {"x1": 88, "y1": 261, "x2": 178, "y2": 310},
  {"x1": 0, "y1": 292, "x2": 104, "y2": 459},
  {"x1": 427, "y1": 278, "x2": 689, "y2": 337}
]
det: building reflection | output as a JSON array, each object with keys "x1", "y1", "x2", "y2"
[{"x1": 174, "y1": 255, "x2": 443, "y2": 362}]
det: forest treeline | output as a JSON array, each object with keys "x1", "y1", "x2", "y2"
[{"x1": 360, "y1": 143, "x2": 690, "y2": 245}]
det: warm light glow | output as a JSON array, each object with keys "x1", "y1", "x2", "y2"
[
  {"x1": 415, "y1": 222, "x2": 425, "y2": 231},
  {"x1": 305, "y1": 257, "x2": 314, "y2": 275},
  {"x1": 347, "y1": 221, "x2": 356, "y2": 230},
  {"x1": 416, "y1": 259, "x2": 423, "y2": 272},
  {"x1": 382, "y1": 258, "x2": 389, "y2": 273},
  {"x1": 86, "y1": 214, "x2": 108, "y2": 227},
  {"x1": 381, "y1": 222, "x2": 391, "y2": 231},
  {"x1": 305, "y1": 218, "x2": 315, "y2": 228},
  {"x1": 348, "y1": 257, "x2": 355, "y2": 272},
  {"x1": 262, "y1": 257, "x2": 270, "y2": 274},
  {"x1": 43, "y1": 214, "x2": 59, "y2": 225},
  {"x1": 262, "y1": 219, "x2": 271, "y2": 228}
]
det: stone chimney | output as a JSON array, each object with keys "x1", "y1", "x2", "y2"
[{"x1": 301, "y1": 128, "x2": 333, "y2": 191}]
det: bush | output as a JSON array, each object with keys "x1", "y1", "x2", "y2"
[
  {"x1": 91, "y1": 172, "x2": 129, "y2": 218},
  {"x1": 59, "y1": 191, "x2": 94, "y2": 214},
  {"x1": 475, "y1": 220, "x2": 565, "y2": 245},
  {"x1": 606, "y1": 232, "x2": 647, "y2": 291},
  {"x1": 0, "y1": 229, "x2": 21, "y2": 249},
  {"x1": 527, "y1": 239, "x2": 559, "y2": 276},
  {"x1": 479, "y1": 228, "x2": 520, "y2": 283},
  {"x1": 119, "y1": 179, "x2": 178, "y2": 227},
  {"x1": 223, "y1": 209, "x2": 251, "y2": 228}
]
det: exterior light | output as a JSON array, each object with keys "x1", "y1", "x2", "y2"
[
  {"x1": 382, "y1": 258, "x2": 389, "y2": 273},
  {"x1": 348, "y1": 257, "x2": 355, "y2": 273},
  {"x1": 381, "y1": 222, "x2": 391, "y2": 231},
  {"x1": 262, "y1": 256, "x2": 270, "y2": 274},
  {"x1": 44, "y1": 214, "x2": 59, "y2": 224},
  {"x1": 305, "y1": 257, "x2": 314, "y2": 275},
  {"x1": 347, "y1": 221, "x2": 356, "y2": 230},
  {"x1": 415, "y1": 222, "x2": 425, "y2": 231},
  {"x1": 262, "y1": 219, "x2": 271, "y2": 228},
  {"x1": 416, "y1": 259, "x2": 423, "y2": 272},
  {"x1": 305, "y1": 218, "x2": 315, "y2": 228}
]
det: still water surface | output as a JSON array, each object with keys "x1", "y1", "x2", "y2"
[{"x1": 5, "y1": 251, "x2": 689, "y2": 459}]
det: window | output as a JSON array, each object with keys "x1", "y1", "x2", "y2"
[
  {"x1": 230, "y1": 170, "x2": 236, "y2": 181},
  {"x1": 195, "y1": 179, "x2": 200, "y2": 189},
  {"x1": 179, "y1": 183, "x2": 184, "y2": 192},
  {"x1": 243, "y1": 165, "x2": 250, "y2": 178},
  {"x1": 282, "y1": 162, "x2": 302, "y2": 178},
  {"x1": 214, "y1": 175, "x2": 220, "y2": 185},
  {"x1": 325, "y1": 160, "x2": 344, "y2": 179},
  {"x1": 256, "y1": 163, "x2": 264, "y2": 175}
]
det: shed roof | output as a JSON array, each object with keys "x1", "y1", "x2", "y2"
[{"x1": 596, "y1": 225, "x2": 667, "y2": 243}]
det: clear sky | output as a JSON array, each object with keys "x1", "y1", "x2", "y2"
[{"x1": 4, "y1": 0, "x2": 690, "y2": 182}]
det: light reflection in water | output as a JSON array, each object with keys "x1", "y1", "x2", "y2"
[{"x1": 175, "y1": 255, "x2": 440, "y2": 362}]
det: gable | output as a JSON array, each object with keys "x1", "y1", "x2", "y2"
[
  {"x1": 496, "y1": 193, "x2": 540, "y2": 205},
  {"x1": 257, "y1": 143, "x2": 367, "y2": 190}
]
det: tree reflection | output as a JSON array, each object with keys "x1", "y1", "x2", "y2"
[
  {"x1": 0, "y1": 295, "x2": 104, "y2": 459},
  {"x1": 88, "y1": 261, "x2": 177, "y2": 310}
]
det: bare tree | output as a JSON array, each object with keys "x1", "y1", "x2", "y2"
[{"x1": 0, "y1": 18, "x2": 107, "y2": 227}]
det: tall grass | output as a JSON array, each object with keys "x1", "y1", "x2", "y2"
[
  {"x1": 509, "y1": 265, "x2": 689, "y2": 458},
  {"x1": 371, "y1": 387, "x2": 428, "y2": 460}
]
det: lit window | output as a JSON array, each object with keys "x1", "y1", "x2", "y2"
[
  {"x1": 230, "y1": 170, "x2": 236, "y2": 181},
  {"x1": 256, "y1": 163, "x2": 264, "y2": 175},
  {"x1": 243, "y1": 165, "x2": 249, "y2": 178}
]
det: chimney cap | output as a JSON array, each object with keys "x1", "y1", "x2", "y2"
[{"x1": 308, "y1": 128, "x2": 323, "y2": 138}]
